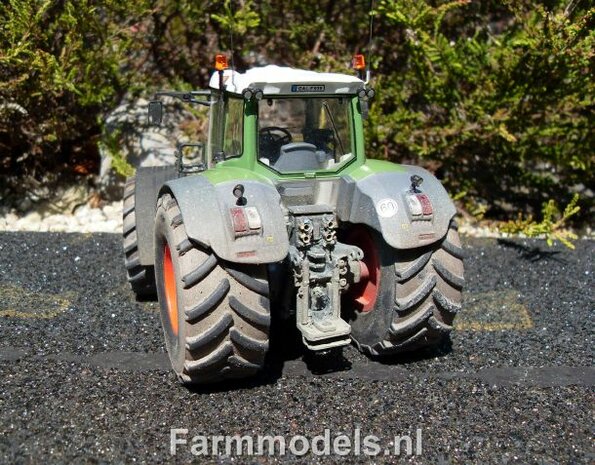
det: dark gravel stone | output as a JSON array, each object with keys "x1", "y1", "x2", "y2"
[{"x1": 0, "y1": 232, "x2": 592, "y2": 464}]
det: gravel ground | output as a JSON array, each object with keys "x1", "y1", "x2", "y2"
[{"x1": 0, "y1": 232, "x2": 593, "y2": 464}]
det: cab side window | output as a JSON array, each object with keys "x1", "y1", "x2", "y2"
[{"x1": 223, "y1": 98, "x2": 244, "y2": 158}]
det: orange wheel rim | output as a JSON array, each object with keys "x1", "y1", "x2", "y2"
[
  {"x1": 345, "y1": 227, "x2": 380, "y2": 313},
  {"x1": 163, "y1": 244, "x2": 179, "y2": 336}
]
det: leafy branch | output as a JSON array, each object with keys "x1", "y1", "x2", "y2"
[{"x1": 499, "y1": 194, "x2": 581, "y2": 248}]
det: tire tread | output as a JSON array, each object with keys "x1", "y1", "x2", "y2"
[
  {"x1": 155, "y1": 194, "x2": 271, "y2": 385},
  {"x1": 123, "y1": 176, "x2": 156, "y2": 297},
  {"x1": 352, "y1": 221, "x2": 464, "y2": 357}
]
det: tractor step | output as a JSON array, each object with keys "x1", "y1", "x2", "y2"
[{"x1": 297, "y1": 317, "x2": 351, "y2": 351}]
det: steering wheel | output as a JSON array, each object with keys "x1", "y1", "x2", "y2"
[
  {"x1": 259, "y1": 126, "x2": 292, "y2": 146},
  {"x1": 259, "y1": 126, "x2": 293, "y2": 164}
]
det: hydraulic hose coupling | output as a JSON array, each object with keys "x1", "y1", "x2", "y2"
[{"x1": 298, "y1": 219, "x2": 313, "y2": 246}]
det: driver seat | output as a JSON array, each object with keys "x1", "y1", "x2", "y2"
[{"x1": 273, "y1": 143, "x2": 321, "y2": 172}]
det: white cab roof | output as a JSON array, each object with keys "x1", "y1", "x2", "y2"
[{"x1": 209, "y1": 65, "x2": 364, "y2": 96}]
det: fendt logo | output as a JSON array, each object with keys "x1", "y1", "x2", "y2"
[{"x1": 291, "y1": 84, "x2": 325, "y2": 93}]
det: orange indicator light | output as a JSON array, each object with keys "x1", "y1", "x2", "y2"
[
  {"x1": 352, "y1": 54, "x2": 366, "y2": 70},
  {"x1": 215, "y1": 54, "x2": 229, "y2": 71}
]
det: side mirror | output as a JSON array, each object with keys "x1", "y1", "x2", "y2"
[{"x1": 148, "y1": 100, "x2": 163, "y2": 126}]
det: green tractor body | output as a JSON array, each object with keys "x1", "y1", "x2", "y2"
[{"x1": 123, "y1": 63, "x2": 464, "y2": 384}]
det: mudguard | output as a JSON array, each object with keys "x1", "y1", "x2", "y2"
[
  {"x1": 135, "y1": 165, "x2": 179, "y2": 266},
  {"x1": 162, "y1": 176, "x2": 289, "y2": 264},
  {"x1": 337, "y1": 166, "x2": 457, "y2": 250}
]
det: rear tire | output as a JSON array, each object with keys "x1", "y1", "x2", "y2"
[
  {"x1": 123, "y1": 177, "x2": 157, "y2": 298},
  {"x1": 344, "y1": 222, "x2": 464, "y2": 356},
  {"x1": 154, "y1": 193, "x2": 271, "y2": 384}
]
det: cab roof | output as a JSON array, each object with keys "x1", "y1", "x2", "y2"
[{"x1": 209, "y1": 65, "x2": 364, "y2": 96}]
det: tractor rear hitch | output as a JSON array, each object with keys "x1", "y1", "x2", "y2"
[{"x1": 288, "y1": 206, "x2": 363, "y2": 351}]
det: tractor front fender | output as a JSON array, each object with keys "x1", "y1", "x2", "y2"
[
  {"x1": 337, "y1": 166, "x2": 457, "y2": 249},
  {"x1": 162, "y1": 176, "x2": 289, "y2": 264}
]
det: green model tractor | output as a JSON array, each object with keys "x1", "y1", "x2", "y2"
[{"x1": 123, "y1": 55, "x2": 464, "y2": 384}]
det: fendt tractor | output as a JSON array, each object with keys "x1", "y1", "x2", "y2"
[{"x1": 122, "y1": 54, "x2": 465, "y2": 384}]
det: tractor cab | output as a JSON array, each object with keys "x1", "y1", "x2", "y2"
[
  {"x1": 148, "y1": 57, "x2": 373, "y2": 178},
  {"x1": 205, "y1": 63, "x2": 368, "y2": 176}
]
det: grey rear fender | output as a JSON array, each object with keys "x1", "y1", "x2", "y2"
[
  {"x1": 337, "y1": 166, "x2": 457, "y2": 249},
  {"x1": 161, "y1": 176, "x2": 289, "y2": 264}
]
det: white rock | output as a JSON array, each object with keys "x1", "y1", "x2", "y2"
[{"x1": 97, "y1": 97, "x2": 197, "y2": 199}]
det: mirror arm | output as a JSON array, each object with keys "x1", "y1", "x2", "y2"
[{"x1": 154, "y1": 91, "x2": 211, "y2": 107}]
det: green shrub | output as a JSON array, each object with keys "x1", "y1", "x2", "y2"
[
  {"x1": 368, "y1": 0, "x2": 593, "y2": 221},
  {"x1": 0, "y1": 0, "x2": 151, "y2": 193},
  {"x1": 0, "y1": 0, "x2": 591, "y2": 243},
  {"x1": 500, "y1": 194, "x2": 581, "y2": 248}
]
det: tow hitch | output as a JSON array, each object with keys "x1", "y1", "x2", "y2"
[{"x1": 288, "y1": 205, "x2": 363, "y2": 350}]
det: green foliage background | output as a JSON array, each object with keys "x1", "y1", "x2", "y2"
[{"x1": 0, "y1": 0, "x2": 593, "y2": 222}]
